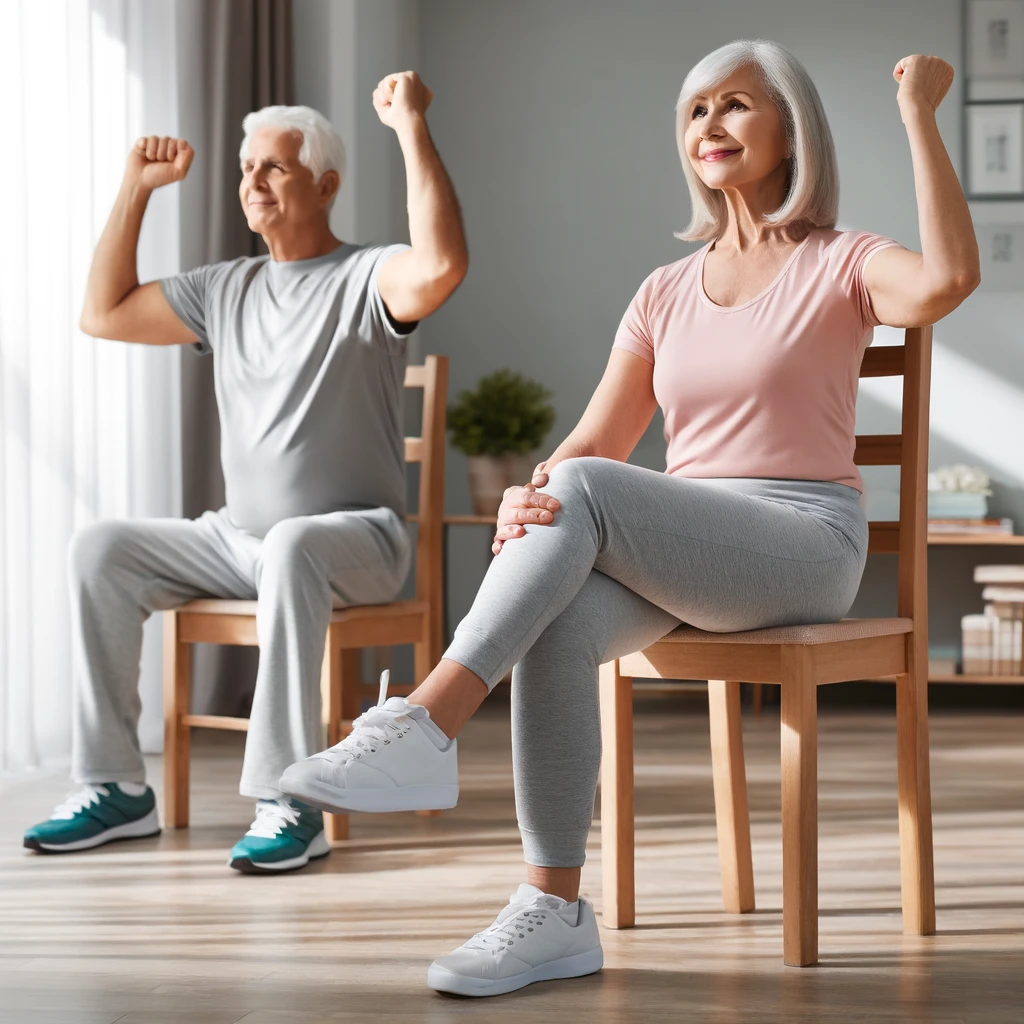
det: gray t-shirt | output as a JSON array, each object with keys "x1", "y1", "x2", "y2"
[{"x1": 161, "y1": 243, "x2": 413, "y2": 537}]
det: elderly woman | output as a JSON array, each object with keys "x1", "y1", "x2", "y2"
[{"x1": 283, "y1": 39, "x2": 979, "y2": 996}]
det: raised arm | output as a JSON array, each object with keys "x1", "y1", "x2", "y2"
[
  {"x1": 491, "y1": 349, "x2": 658, "y2": 554},
  {"x1": 80, "y1": 136, "x2": 198, "y2": 345},
  {"x1": 863, "y1": 55, "x2": 980, "y2": 327},
  {"x1": 374, "y1": 71, "x2": 469, "y2": 323}
]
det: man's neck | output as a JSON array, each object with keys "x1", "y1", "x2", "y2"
[{"x1": 264, "y1": 226, "x2": 343, "y2": 263}]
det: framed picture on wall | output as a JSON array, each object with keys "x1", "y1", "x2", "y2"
[
  {"x1": 967, "y1": 102, "x2": 1024, "y2": 196},
  {"x1": 969, "y1": 1, "x2": 1024, "y2": 77},
  {"x1": 967, "y1": 1, "x2": 1024, "y2": 99},
  {"x1": 976, "y1": 221, "x2": 1024, "y2": 288}
]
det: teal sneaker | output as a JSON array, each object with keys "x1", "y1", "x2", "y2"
[
  {"x1": 228, "y1": 799, "x2": 330, "y2": 875},
  {"x1": 24, "y1": 783, "x2": 160, "y2": 853}
]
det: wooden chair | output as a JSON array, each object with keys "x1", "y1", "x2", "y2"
[
  {"x1": 599, "y1": 328, "x2": 935, "y2": 966},
  {"x1": 163, "y1": 355, "x2": 448, "y2": 844}
]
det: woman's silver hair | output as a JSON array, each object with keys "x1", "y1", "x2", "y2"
[
  {"x1": 239, "y1": 105, "x2": 347, "y2": 212},
  {"x1": 675, "y1": 39, "x2": 838, "y2": 241}
]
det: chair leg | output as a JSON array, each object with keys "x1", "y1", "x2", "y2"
[
  {"x1": 320, "y1": 635, "x2": 357, "y2": 844},
  {"x1": 412, "y1": 623, "x2": 446, "y2": 818},
  {"x1": 599, "y1": 659, "x2": 635, "y2": 929},
  {"x1": 162, "y1": 611, "x2": 191, "y2": 829},
  {"x1": 413, "y1": 638, "x2": 432, "y2": 687},
  {"x1": 708, "y1": 680, "x2": 755, "y2": 914},
  {"x1": 780, "y1": 647, "x2": 818, "y2": 966},
  {"x1": 896, "y1": 633, "x2": 936, "y2": 935}
]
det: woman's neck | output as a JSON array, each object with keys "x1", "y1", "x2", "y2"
[{"x1": 715, "y1": 164, "x2": 793, "y2": 253}]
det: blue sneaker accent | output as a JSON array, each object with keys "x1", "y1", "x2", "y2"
[
  {"x1": 228, "y1": 799, "x2": 330, "y2": 874},
  {"x1": 24, "y1": 784, "x2": 160, "y2": 853}
]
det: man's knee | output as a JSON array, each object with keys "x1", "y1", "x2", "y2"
[
  {"x1": 260, "y1": 518, "x2": 321, "y2": 576},
  {"x1": 68, "y1": 520, "x2": 135, "y2": 583}
]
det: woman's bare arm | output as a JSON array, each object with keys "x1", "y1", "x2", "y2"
[{"x1": 864, "y1": 55, "x2": 980, "y2": 327}]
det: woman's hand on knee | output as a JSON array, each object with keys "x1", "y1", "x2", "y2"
[{"x1": 492, "y1": 462, "x2": 559, "y2": 555}]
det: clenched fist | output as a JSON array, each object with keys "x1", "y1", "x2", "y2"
[
  {"x1": 893, "y1": 55, "x2": 954, "y2": 117},
  {"x1": 126, "y1": 136, "x2": 194, "y2": 191},
  {"x1": 373, "y1": 71, "x2": 433, "y2": 131}
]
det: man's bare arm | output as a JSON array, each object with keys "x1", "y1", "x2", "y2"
[
  {"x1": 80, "y1": 136, "x2": 198, "y2": 345},
  {"x1": 373, "y1": 72, "x2": 468, "y2": 324}
]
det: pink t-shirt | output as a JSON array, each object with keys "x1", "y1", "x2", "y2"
[{"x1": 613, "y1": 228, "x2": 900, "y2": 493}]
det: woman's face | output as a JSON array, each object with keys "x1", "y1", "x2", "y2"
[{"x1": 681, "y1": 66, "x2": 789, "y2": 194}]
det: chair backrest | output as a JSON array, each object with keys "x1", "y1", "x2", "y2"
[
  {"x1": 856, "y1": 326, "x2": 933, "y2": 624},
  {"x1": 403, "y1": 355, "x2": 449, "y2": 617}
]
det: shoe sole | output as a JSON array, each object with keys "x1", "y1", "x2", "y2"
[
  {"x1": 24, "y1": 808, "x2": 162, "y2": 853},
  {"x1": 427, "y1": 946, "x2": 604, "y2": 997},
  {"x1": 228, "y1": 829, "x2": 331, "y2": 875},
  {"x1": 279, "y1": 775, "x2": 459, "y2": 814}
]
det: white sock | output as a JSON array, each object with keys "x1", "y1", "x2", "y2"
[{"x1": 116, "y1": 781, "x2": 147, "y2": 797}]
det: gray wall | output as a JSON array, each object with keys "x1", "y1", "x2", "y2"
[{"x1": 416, "y1": 0, "x2": 1024, "y2": 656}]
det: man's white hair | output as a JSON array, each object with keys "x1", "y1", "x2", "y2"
[
  {"x1": 239, "y1": 105, "x2": 347, "y2": 212},
  {"x1": 675, "y1": 39, "x2": 838, "y2": 241}
]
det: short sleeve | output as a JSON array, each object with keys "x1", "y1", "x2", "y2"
[
  {"x1": 613, "y1": 269, "x2": 661, "y2": 364},
  {"x1": 159, "y1": 264, "x2": 218, "y2": 354},
  {"x1": 366, "y1": 243, "x2": 419, "y2": 344},
  {"x1": 827, "y1": 231, "x2": 902, "y2": 329}
]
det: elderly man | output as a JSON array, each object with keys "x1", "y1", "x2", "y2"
[{"x1": 24, "y1": 72, "x2": 467, "y2": 873}]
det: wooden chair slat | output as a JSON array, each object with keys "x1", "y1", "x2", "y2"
[
  {"x1": 405, "y1": 437, "x2": 424, "y2": 463},
  {"x1": 854, "y1": 433, "x2": 903, "y2": 466},
  {"x1": 868, "y1": 521, "x2": 900, "y2": 554},
  {"x1": 403, "y1": 364, "x2": 427, "y2": 388},
  {"x1": 860, "y1": 345, "x2": 905, "y2": 377}
]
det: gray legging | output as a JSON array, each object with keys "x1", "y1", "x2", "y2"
[{"x1": 443, "y1": 457, "x2": 869, "y2": 867}]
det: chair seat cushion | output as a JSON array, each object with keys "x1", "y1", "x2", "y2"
[{"x1": 655, "y1": 617, "x2": 913, "y2": 647}]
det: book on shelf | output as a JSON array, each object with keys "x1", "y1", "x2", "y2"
[
  {"x1": 981, "y1": 585, "x2": 1024, "y2": 603},
  {"x1": 961, "y1": 609, "x2": 1024, "y2": 676},
  {"x1": 928, "y1": 517, "x2": 1014, "y2": 536},
  {"x1": 974, "y1": 565, "x2": 1024, "y2": 584}
]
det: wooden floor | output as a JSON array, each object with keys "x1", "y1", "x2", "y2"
[{"x1": 1, "y1": 694, "x2": 1022, "y2": 1023}]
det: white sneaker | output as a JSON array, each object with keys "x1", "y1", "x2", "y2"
[
  {"x1": 427, "y1": 884, "x2": 603, "y2": 997},
  {"x1": 278, "y1": 671, "x2": 458, "y2": 814}
]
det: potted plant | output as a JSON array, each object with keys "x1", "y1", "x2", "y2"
[{"x1": 448, "y1": 369, "x2": 556, "y2": 516}]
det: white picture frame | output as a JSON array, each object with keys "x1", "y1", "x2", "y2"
[
  {"x1": 969, "y1": 0, "x2": 1024, "y2": 78},
  {"x1": 967, "y1": 102, "x2": 1024, "y2": 196}
]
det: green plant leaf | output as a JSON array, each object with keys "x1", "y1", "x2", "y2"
[{"x1": 447, "y1": 369, "x2": 556, "y2": 457}]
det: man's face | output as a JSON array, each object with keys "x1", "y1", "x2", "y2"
[{"x1": 239, "y1": 127, "x2": 336, "y2": 234}]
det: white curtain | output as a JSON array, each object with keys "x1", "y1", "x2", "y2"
[{"x1": 0, "y1": 0, "x2": 183, "y2": 775}]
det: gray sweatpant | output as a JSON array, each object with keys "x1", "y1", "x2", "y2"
[
  {"x1": 70, "y1": 506, "x2": 410, "y2": 799},
  {"x1": 443, "y1": 457, "x2": 869, "y2": 867}
]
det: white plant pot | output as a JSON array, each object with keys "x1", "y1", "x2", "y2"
[{"x1": 466, "y1": 454, "x2": 537, "y2": 517}]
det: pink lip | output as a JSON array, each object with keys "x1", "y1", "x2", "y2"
[
  {"x1": 701, "y1": 149, "x2": 741, "y2": 162},
  {"x1": 248, "y1": 197, "x2": 277, "y2": 206}
]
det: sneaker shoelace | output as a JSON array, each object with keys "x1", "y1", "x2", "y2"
[
  {"x1": 51, "y1": 784, "x2": 111, "y2": 820},
  {"x1": 246, "y1": 799, "x2": 300, "y2": 839},
  {"x1": 465, "y1": 896, "x2": 560, "y2": 953},
  {"x1": 319, "y1": 670, "x2": 412, "y2": 765}
]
